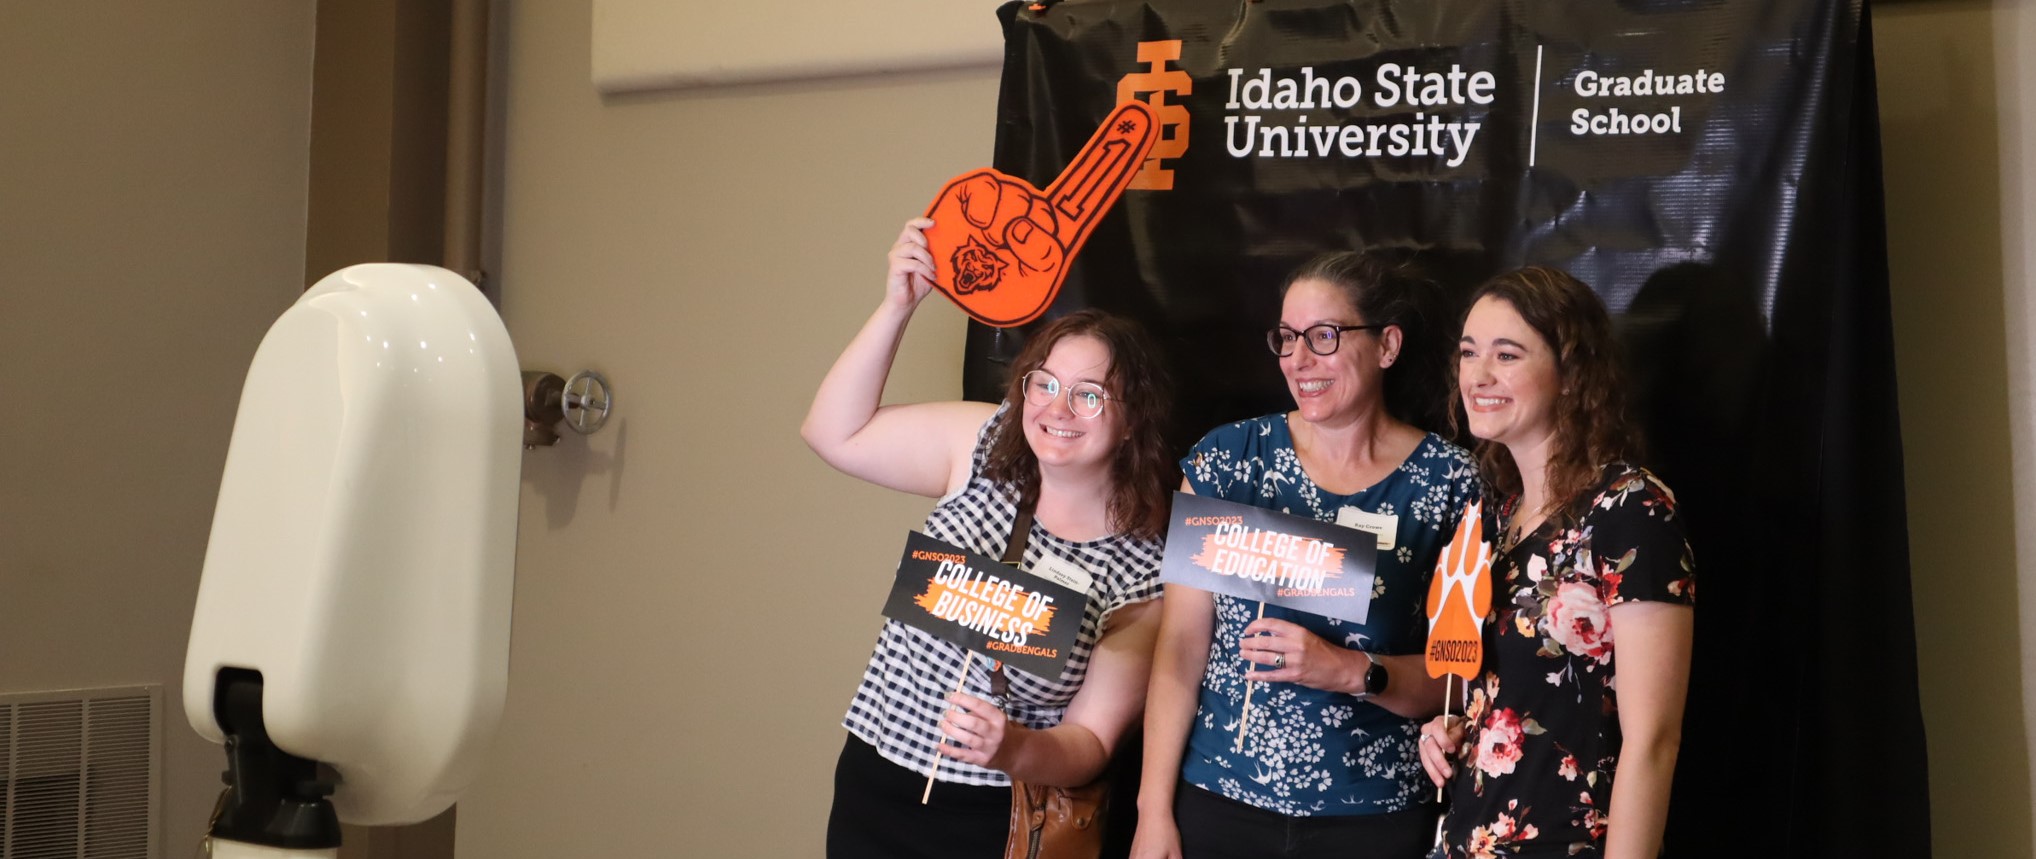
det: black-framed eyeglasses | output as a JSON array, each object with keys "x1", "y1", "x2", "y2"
[
  {"x1": 1267, "y1": 324, "x2": 1385, "y2": 357},
  {"x1": 1021, "y1": 370, "x2": 1112, "y2": 419}
]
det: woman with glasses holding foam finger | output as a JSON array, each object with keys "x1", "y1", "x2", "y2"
[
  {"x1": 804, "y1": 217, "x2": 1178, "y2": 858},
  {"x1": 1134, "y1": 253, "x2": 1480, "y2": 859}
]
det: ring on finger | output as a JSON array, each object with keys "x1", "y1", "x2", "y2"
[{"x1": 1272, "y1": 653, "x2": 1285, "y2": 668}]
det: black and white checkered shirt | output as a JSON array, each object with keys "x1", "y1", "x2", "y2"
[{"x1": 842, "y1": 405, "x2": 1164, "y2": 786}]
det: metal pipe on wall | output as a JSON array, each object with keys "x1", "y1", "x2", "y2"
[{"x1": 444, "y1": 0, "x2": 489, "y2": 293}]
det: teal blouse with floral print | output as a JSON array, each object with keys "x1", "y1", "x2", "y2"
[
  {"x1": 1433, "y1": 463, "x2": 1696, "y2": 858},
  {"x1": 1179, "y1": 414, "x2": 1480, "y2": 816}
]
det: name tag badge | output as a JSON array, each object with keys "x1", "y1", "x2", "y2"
[
  {"x1": 1335, "y1": 507, "x2": 1399, "y2": 552},
  {"x1": 1028, "y1": 551, "x2": 1095, "y2": 595}
]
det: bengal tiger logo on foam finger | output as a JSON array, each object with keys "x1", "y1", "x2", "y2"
[{"x1": 948, "y1": 237, "x2": 1006, "y2": 295}]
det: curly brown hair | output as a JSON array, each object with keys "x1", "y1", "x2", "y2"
[
  {"x1": 982, "y1": 310, "x2": 1177, "y2": 541},
  {"x1": 1450, "y1": 266, "x2": 1643, "y2": 515}
]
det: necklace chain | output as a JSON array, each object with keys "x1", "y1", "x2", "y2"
[{"x1": 1500, "y1": 497, "x2": 1543, "y2": 554}]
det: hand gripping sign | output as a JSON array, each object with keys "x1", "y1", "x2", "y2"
[
  {"x1": 882, "y1": 531, "x2": 1091, "y2": 802},
  {"x1": 1160, "y1": 491, "x2": 1380, "y2": 751},
  {"x1": 1423, "y1": 499, "x2": 1493, "y2": 801},
  {"x1": 921, "y1": 101, "x2": 1157, "y2": 327}
]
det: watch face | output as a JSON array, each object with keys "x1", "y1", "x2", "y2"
[{"x1": 1366, "y1": 660, "x2": 1389, "y2": 695}]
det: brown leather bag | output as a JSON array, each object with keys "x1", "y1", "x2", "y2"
[
  {"x1": 1005, "y1": 774, "x2": 1110, "y2": 859},
  {"x1": 995, "y1": 502, "x2": 1111, "y2": 859}
]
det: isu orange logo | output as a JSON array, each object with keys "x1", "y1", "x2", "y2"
[
  {"x1": 920, "y1": 102, "x2": 1157, "y2": 327},
  {"x1": 1425, "y1": 500, "x2": 1493, "y2": 680},
  {"x1": 1117, "y1": 40, "x2": 1191, "y2": 190}
]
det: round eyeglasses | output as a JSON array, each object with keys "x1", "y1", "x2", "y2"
[
  {"x1": 1267, "y1": 323, "x2": 1385, "y2": 357},
  {"x1": 1021, "y1": 370, "x2": 1112, "y2": 419}
]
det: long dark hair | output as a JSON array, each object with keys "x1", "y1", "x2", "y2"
[
  {"x1": 1450, "y1": 266, "x2": 1642, "y2": 511},
  {"x1": 1282, "y1": 252, "x2": 1454, "y2": 434},
  {"x1": 982, "y1": 310, "x2": 1177, "y2": 541}
]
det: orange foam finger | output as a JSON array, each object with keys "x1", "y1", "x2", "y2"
[{"x1": 918, "y1": 102, "x2": 1158, "y2": 328}]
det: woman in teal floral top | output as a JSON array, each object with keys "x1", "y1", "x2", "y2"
[
  {"x1": 1420, "y1": 267, "x2": 1696, "y2": 859},
  {"x1": 1137, "y1": 253, "x2": 1476, "y2": 859}
]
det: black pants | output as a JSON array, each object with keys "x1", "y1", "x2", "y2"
[
  {"x1": 1175, "y1": 781, "x2": 1437, "y2": 859},
  {"x1": 826, "y1": 736, "x2": 1010, "y2": 859}
]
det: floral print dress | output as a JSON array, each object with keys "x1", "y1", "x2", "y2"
[{"x1": 1433, "y1": 464, "x2": 1695, "y2": 858}]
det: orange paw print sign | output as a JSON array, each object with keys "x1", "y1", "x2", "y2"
[
  {"x1": 1425, "y1": 500, "x2": 1494, "y2": 681},
  {"x1": 921, "y1": 101, "x2": 1157, "y2": 327}
]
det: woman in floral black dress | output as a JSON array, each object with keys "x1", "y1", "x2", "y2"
[{"x1": 1417, "y1": 267, "x2": 1695, "y2": 859}]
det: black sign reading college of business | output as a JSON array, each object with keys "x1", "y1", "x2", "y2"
[
  {"x1": 882, "y1": 531, "x2": 1089, "y2": 677},
  {"x1": 1162, "y1": 492, "x2": 1377, "y2": 625}
]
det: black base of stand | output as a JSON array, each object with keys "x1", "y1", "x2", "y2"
[{"x1": 208, "y1": 668, "x2": 342, "y2": 851}]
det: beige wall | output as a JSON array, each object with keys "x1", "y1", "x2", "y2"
[
  {"x1": 304, "y1": 0, "x2": 454, "y2": 286},
  {"x1": 1878, "y1": 2, "x2": 2036, "y2": 855},
  {"x1": 2003, "y1": 4, "x2": 2036, "y2": 851},
  {"x1": 0, "y1": 1, "x2": 316, "y2": 856},
  {"x1": 452, "y1": 2, "x2": 992, "y2": 856}
]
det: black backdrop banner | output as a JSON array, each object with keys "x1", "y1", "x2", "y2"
[{"x1": 964, "y1": 1, "x2": 1929, "y2": 855}]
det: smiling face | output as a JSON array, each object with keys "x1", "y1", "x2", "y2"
[
  {"x1": 1458, "y1": 295, "x2": 1561, "y2": 454},
  {"x1": 1278, "y1": 278, "x2": 1398, "y2": 428},
  {"x1": 1020, "y1": 333, "x2": 1126, "y2": 474}
]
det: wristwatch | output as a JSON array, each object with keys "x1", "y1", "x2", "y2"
[{"x1": 1358, "y1": 651, "x2": 1388, "y2": 698}]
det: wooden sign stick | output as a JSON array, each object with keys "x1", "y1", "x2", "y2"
[
  {"x1": 1435, "y1": 674, "x2": 1452, "y2": 803},
  {"x1": 1233, "y1": 601, "x2": 1268, "y2": 752},
  {"x1": 922, "y1": 650, "x2": 976, "y2": 804}
]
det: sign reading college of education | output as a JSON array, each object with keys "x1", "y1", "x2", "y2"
[{"x1": 1161, "y1": 492, "x2": 1378, "y2": 625}]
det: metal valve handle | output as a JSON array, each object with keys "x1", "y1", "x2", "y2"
[{"x1": 561, "y1": 370, "x2": 613, "y2": 435}]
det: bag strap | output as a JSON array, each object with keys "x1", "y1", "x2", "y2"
[
  {"x1": 992, "y1": 496, "x2": 1037, "y2": 699},
  {"x1": 1001, "y1": 498, "x2": 1035, "y2": 565}
]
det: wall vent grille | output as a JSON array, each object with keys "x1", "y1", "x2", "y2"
[{"x1": 0, "y1": 686, "x2": 159, "y2": 859}]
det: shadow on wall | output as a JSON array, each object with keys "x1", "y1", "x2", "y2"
[{"x1": 523, "y1": 417, "x2": 627, "y2": 530}]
